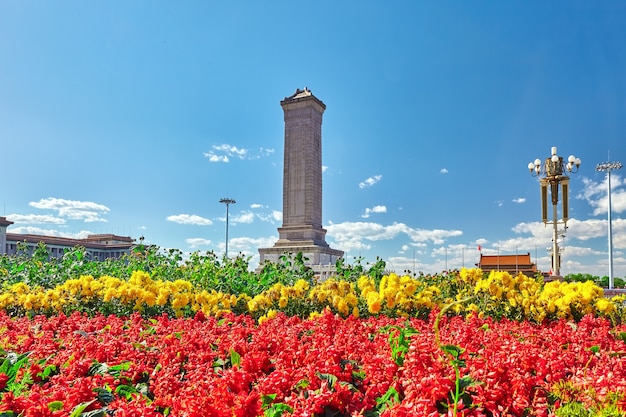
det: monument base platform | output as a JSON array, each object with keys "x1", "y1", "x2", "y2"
[{"x1": 258, "y1": 244, "x2": 344, "y2": 279}]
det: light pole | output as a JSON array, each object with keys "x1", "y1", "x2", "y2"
[
  {"x1": 596, "y1": 160, "x2": 623, "y2": 289},
  {"x1": 528, "y1": 147, "x2": 581, "y2": 279},
  {"x1": 219, "y1": 198, "x2": 236, "y2": 258}
]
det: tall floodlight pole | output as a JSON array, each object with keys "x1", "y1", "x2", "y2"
[
  {"x1": 596, "y1": 161, "x2": 623, "y2": 289},
  {"x1": 528, "y1": 147, "x2": 581, "y2": 279},
  {"x1": 219, "y1": 198, "x2": 236, "y2": 258}
]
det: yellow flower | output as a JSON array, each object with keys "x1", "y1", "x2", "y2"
[
  {"x1": 278, "y1": 296, "x2": 288, "y2": 309},
  {"x1": 368, "y1": 295, "x2": 382, "y2": 314},
  {"x1": 11, "y1": 282, "x2": 30, "y2": 296},
  {"x1": 595, "y1": 298, "x2": 615, "y2": 314},
  {"x1": 143, "y1": 292, "x2": 157, "y2": 307},
  {"x1": 259, "y1": 309, "x2": 277, "y2": 324},
  {"x1": 337, "y1": 299, "x2": 349, "y2": 316},
  {"x1": 171, "y1": 294, "x2": 189, "y2": 310}
]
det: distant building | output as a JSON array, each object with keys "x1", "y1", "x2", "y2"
[
  {"x1": 476, "y1": 253, "x2": 539, "y2": 276},
  {"x1": 0, "y1": 216, "x2": 133, "y2": 260}
]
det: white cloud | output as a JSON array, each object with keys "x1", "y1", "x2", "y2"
[
  {"x1": 6, "y1": 214, "x2": 65, "y2": 225},
  {"x1": 205, "y1": 153, "x2": 229, "y2": 163},
  {"x1": 511, "y1": 217, "x2": 626, "y2": 250},
  {"x1": 245, "y1": 206, "x2": 282, "y2": 224},
  {"x1": 440, "y1": 168, "x2": 449, "y2": 174},
  {"x1": 204, "y1": 144, "x2": 275, "y2": 163},
  {"x1": 166, "y1": 214, "x2": 213, "y2": 226},
  {"x1": 580, "y1": 174, "x2": 626, "y2": 216},
  {"x1": 29, "y1": 197, "x2": 109, "y2": 222},
  {"x1": 230, "y1": 236, "x2": 276, "y2": 254},
  {"x1": 326, "y1": 221, "x2": 462, "y2": 253},
  {"x1": 216, "y1": 144, "x2": 247, "y2": 157},
  {"x1": 359, "y1": 174, "x2": 382, "y2": 189},
  {"x1": 322, "y1": 165, "x2": 328, "y2": 173},
  {"x1": 512, "y1": 197, "x2": 526, "y2": 203},
  {"x1": 361, "y1": 205, "x2": 387, "y2": 218},
  {"x1": 186, "y1": 238, "x2": 212, "y2": 248},
  {"x1": 231, "y1": 211, "x2": 255, "y2": 224},
  {"x1": 216, "y1": 235, "x2": 278, "y2": 267},
  {"x1": 259, "y1": 147, "x2": 275, "y2": 157}
]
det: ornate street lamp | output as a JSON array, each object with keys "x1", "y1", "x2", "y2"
[
  {"x1": 596, "y1": 160, "x2": 623, "y2": 289},
  {"x1": 528, "y1": 147, "x2": 581, "y2": 279},
  {"x1": 219, "y1": 198, "x2": 236, "y2": 258}
]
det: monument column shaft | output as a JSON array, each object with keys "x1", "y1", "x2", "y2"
[
  {"x1": 257, "y1": 88, "x2": 343, "y2": 271},
  {"x1": 282, "y1": 103, "x2": 323, "y2": 228}
]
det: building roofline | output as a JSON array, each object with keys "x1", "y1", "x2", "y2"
[
  {"x1": 0, "y1": 216, "x2": 14, "y2": 227},
  {"x1": 5, "y1": 233, "x2": 134, "y2": 250}
]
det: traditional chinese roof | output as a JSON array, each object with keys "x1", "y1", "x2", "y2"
[{"x1": 479, "y1": 253, "x2": 533, "y2": 266}]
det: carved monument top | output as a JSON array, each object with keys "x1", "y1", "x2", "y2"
[{"x1": 282, "y1": 87, "x2": 326, "y2": 109}]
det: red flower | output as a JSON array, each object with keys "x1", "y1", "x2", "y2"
[{"x1": 0, "y1": 373, "x2": 9, "y2": 391}]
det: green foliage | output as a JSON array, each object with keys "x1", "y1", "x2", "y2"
[
  {"x1": 2, "y1": 243, "x2": 392, "y2": 300},
  {"x1": 555, "y1": 402, "x2": 591, "y2": 417},
  {"x1": 335, "y1": 255, "x2": 388, "y2": 284},
  {"x1": 565, "y1": 273, "x2": 625, "y2": 288},
  {"x1": 262, "y1": 393, "x2": 294, "y2": 417},
  {"x1": 365, "y1": 386, "x2": 401, "y2": 417},
  {"x1": 381, "y1": 323, "x2": 419, "y2": 366},
  {"x1": 0, "y1": 350, "x2": 32, "y2": 395}
]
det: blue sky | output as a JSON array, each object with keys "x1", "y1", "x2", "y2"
[{"x1": 1, "y1": 1, "x2": 625, "y2": 277}]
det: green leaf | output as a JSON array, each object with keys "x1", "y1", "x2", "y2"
[
  {"x1": 293, "y1": 378, "x2": 310, "y2": 390},
  {"x1": 114, "y1": 384, "x2": 137, "y2": 401},
  {"x1": 458, "y1": 375, "x2": 477, "y2": 390},
  {"x1": 441, "y1": 344, "x2": 464, "y2": 359},
  {"x1": 317, "y1": 372, "x2": 338, "y2": 389},
  {"x1": 264, "y1": 403, "x2": 294, "y2": 417},
  {"x1": 37, "y1": 364, "x2": 57, "y2": 381},
  {"x1": 89, "y1": 362, "x2": 109, "y2": 376},
  {"x1": 352, "y1": 369, "x2": 366, "y2": 381},
  {"x1": 108, "y1": 362, "x2": 131, "y2": 377},
  {"x1": 95, "y1": 386, "x2": 115, "y2": 404},
  {"x1": 376, "y1": 386, "x2": 400, "y2": 411},
  {"x1": 338, "y1": 380, "x2": 359, "y2": 392},
  {"x1": 230, "y1": 349, "x2": 241, "y2": 368},
  {"x1": 69, "y1": 400, "x2": 96, "y2": 417},
  {"x1": 0, "y1": 352, "x2": 31, "y2": 380},
  {"x1": 590, "y1": 345, "x2": 600, "y2": 354},
  {"x1": 261, "y1": 393, "x2": 277, "y2": 406},
  {"x1": 213, "y1": 357, "x2": 228, "y2": 370},
  {"x1": 451, "y1": 359, "x2": 466, "y2": 369},
  {"x1": 48, "y1": 401, "x2": 64, "y2": 411}
]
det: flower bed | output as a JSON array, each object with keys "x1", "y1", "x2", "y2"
[
  {"x1": 1, "y1": 269, "x2": 624, "y2": 324},
  {"x1": 2, "y1": 263, "x2": 626, "y2": 416},
  {"x1": 1, "y1": 310, "x2": 626, "y2": 416}
]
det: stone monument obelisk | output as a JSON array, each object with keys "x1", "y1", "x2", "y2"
[{"x1": 258, "y1": 88, "x2": 343, "y2": 272}]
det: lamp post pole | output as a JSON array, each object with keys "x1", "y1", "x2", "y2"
[
  {"x1": 596, "y1": 161, "x2": 623, "y2": 289},
  {"x1": 219, "y1": 198, "x2": 236, "y2": 258},
  {"x1": 528, "y1": 147, "x2": 581, "y2": 279}
]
